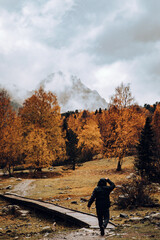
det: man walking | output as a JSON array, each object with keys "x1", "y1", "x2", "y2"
[{"x1": 87, "y1": 178, "x2": 115, "y2": 236}]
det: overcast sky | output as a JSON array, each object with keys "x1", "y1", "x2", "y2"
[{"x1": 0, "y1": 0, "x2": 160, "y2": 105}]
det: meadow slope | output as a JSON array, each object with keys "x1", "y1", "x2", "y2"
[{"x1": 0, "y1": 156, "x2": 160, "y2": 239}]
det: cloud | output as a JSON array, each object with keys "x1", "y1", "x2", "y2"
[
  {"x1": 88, "y1": 1, "x2": 160, "y2": 63},
  {"x1": 0, "y1": 0, "x2": 75, "y2": 96},
  {"x1": 93, "y1": 52, "x2": 160, "y2": 105},
  {"x1": 0, "y1": 0, "x2": 159, "y2": 106}
]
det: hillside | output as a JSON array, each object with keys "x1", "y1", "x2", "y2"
[{"x1": 0, "y1": 156, "x2": 160, "y2": 239}]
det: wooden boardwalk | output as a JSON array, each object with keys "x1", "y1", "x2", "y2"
[{"x1": 0, "y1": 193, "x2": 115, "y2": 229}]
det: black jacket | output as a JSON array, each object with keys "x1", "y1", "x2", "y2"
[{"x1": 87, "y1": 178, "x2": 115, "y2": 209}]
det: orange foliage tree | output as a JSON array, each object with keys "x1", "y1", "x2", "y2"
[
  {"x1": 0, "y1": 89, "x2": 13, "y2": 141},
  {"x1": 19, "y1": 87, "x2": 66, "y2": 171},
  {"x1": 152, "y1": 104, "x2": 160, "y2": 149},
  {"x1": 109, "y1": 82, "x2": 135, "y2": 109},
  {"x1": 78, "y1": 119, "x2": 103, "y2": 155},
  {"x1": 67, "y1": 110, "x2": 91, "y2": 134},
  {"x1": 100, "y1": 83, "x2": 147, "y2": 171},
  {"x1": 0, "y1": 89, "x2": 22, "y2": 175},
  {"x1": 0, "y1": 116, "x2": 23, "y2": 176},
  {"x1": 152, "y1": 104, "x2": 160, "y2": 174},
  {"x1": 67, "y1": 110, "x2": 103, "y2": 160},
  {"x1": 24, "y1": 128, "x2": 53, "y2": 171}
]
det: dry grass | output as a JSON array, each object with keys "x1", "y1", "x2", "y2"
[
  {"x1": 26, "y1": 156, "x2": 134, "y2": 199},
  {"x1": 0, "y1": 156, "x2": 160, "y2": 239}
]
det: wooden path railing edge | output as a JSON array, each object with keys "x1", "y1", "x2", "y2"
[{"x1": 0, "y1": 193, "x2": 116, "y2": 229}]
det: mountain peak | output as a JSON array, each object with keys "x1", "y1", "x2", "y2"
[
  {"x1": 2, "y1": 72, "x2": 108, "y2": 113},
  {"x1": 41, "y1": 72, "x2": 107, "y2": 112}
]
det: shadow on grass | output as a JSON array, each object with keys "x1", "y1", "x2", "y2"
[{"x1": 0, "y1": 171, "x2": 62, "y2": 179}]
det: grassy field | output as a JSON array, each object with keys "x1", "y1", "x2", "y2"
[
  {"x1": 19, "y1": 156, "x2": 134, "y2": 203},
  {"x1": 0, "y1": 156, "x2": 160, "y2": 239}
]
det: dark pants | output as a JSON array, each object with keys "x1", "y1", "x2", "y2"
[{"x1": 96, "y1": 208, "x2": 109, "y2": 229}]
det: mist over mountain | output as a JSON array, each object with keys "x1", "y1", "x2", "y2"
[
  {"x1": 39, "y1": 72, "x2": 108, "y2": 113},
  {"x1": 1, "y1": 72, "x2": 108, "y2": 113}
]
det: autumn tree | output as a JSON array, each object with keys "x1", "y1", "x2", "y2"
[
  {"x1": 19, "y1": 87, "x2": 66, "y2": 171},
  {"x1": 0, "y1": 115, "x2": 23, "y2": 176},
  {"x1": 67, "y1": 110, "x2": 103, "y2": 160},
  {"x1": 78, "y1": 119, "x2": 103, "y2": 159},
  {"x1": 108, "y1": 83, "x2": 136, "y2": 170},
  {"x1": 67, "y1": 110, "x2": 91, "y2": 135},
  {"x1": 152, "y1": 104, "x2": 160, "y2": 180},
  {"x1": 101, "y1": 83, "x2": 145, "y2": 171},
  {"x1": 0, "y1": 89, "x2": 14, "y2": 142},
  {"x1": 114, "y1": 107, "x2": 146, "y2": 171},
  {"x1": 109, "y1": 82, "x2": 135, "y2": 109},
  {"x1": 98, "y1": 107, "x2": 118, "y2": 158},
  {"x1": 0, "y1": 89, "x2": 22, "y2": 175},
  {"x1": 24, "y1": 128, "x2": 53, "y2": 173},
  {"x1": 67, "y1": 112, "x2": 80, "y2": 134},
  {"x1": 144, "y1": 102, "x2": 160, "y2": 114},
  {"x1": 152, "y1": 104, "x2": 160, "y2": 152}
]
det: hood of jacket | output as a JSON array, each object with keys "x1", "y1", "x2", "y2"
[{"x1": 97, "y1": 178, "x2": 106, "y2": 187}]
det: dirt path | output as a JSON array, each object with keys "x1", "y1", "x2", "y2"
[
  {"x1": 7, "y1": 179, "x2": 114, "y2": 239},
  {"x1": 11, "y1": 179, "x2": 35, "y2": 196},
  {"x1": 41, "y1": 228, "x2": 115, "y2": 240},
  {"x1": 9, "y1": 181, "x2": 116, "y2": 239}
]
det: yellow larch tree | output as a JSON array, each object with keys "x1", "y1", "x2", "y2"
[
  {"x1": 0, "y1": 89, "x2": 23, "y2": 175},
  {"x1": 109, "y1": 82, "x2": 135, "y2": 109},
  {"x1": 104, "y1": 106, "x2": 147, "y2": 171},
  {"x1": 0, "y1": 115, "x2": 23, "y2": 176},
  {"x1": 98, "y1": 107, "x2": 118, "y2": 158},
  {"x1": 67, "y1": 113, "x2": 79, "y2": 133},
  {"x1": 24, "y1": 128, "x2": 53, "y2": 171},
  {"x1": 78, "y1": 119, "x2": 103, "y2": 155},
  {"x1": 101, "y1": 83, "x2": 147, "y2": 171},
  {"x1": 67, "y1": 111, "x2": 102, "y2": 161},
  {"x1": 67, "y1": 110, "x2": 90, "y2": 132},
  {"x1": 19, "y1": 87, "x2": 66, "y2": 170},
  {"x1": 111, "y1": 106, "x2": 146, "y2": 170}
]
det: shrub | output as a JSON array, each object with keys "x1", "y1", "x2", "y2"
[{"x1": 114, "y1": 177, "x2": 157, "y2": 209}]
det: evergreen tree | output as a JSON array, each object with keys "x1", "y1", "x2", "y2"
[
  {"x1": 99, "y1": 108, "x2": 102, "y2": 114},
  {"x1": 66, "y1": 128, "x2": 79, "y2": 170},
  {"x1": 135, "y1": 117, "x2": 158, "y2": 182},
  {"x1": 95, "y1": 109, "x2": 98, "y2": 115},
  {"x1": 63, "y1": 117, "x2": 79, "y2": 170}
]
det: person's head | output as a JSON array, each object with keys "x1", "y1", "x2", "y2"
[{"x1": 97, "y1": 178, "x2": 106, "y2": 186}]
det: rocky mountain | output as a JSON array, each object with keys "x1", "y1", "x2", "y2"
[
  {"x1": 1, "y1": 72, "x2": 108, "y2": 113},
  {"x1": 40, "y1": 72, "x2": 108, "y2": 113}
]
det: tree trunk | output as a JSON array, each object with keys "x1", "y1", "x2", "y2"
[
  {"x1": 8, "y1": 165, "x2": 11, "y2": 176},
  {"x1": 8, "y1": 164, "x2": 13, "y2": 177},
  {"x1": 72, "y1": 164, "x2": 75, "y2": 170},
  {"x1": 116, "y1": 157, "x2": 122, "y2": 171},
  {"x1": 72, "y1": 160, "x2": 75, "y2": 170}
]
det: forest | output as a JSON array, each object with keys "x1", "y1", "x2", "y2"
[{"x1": 0, "y1": 83, "x2": 160, "y2": 183}]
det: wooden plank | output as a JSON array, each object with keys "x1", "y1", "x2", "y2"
[{"x1": 0, "y1": 193, "x2": 115, "y2": 229}]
